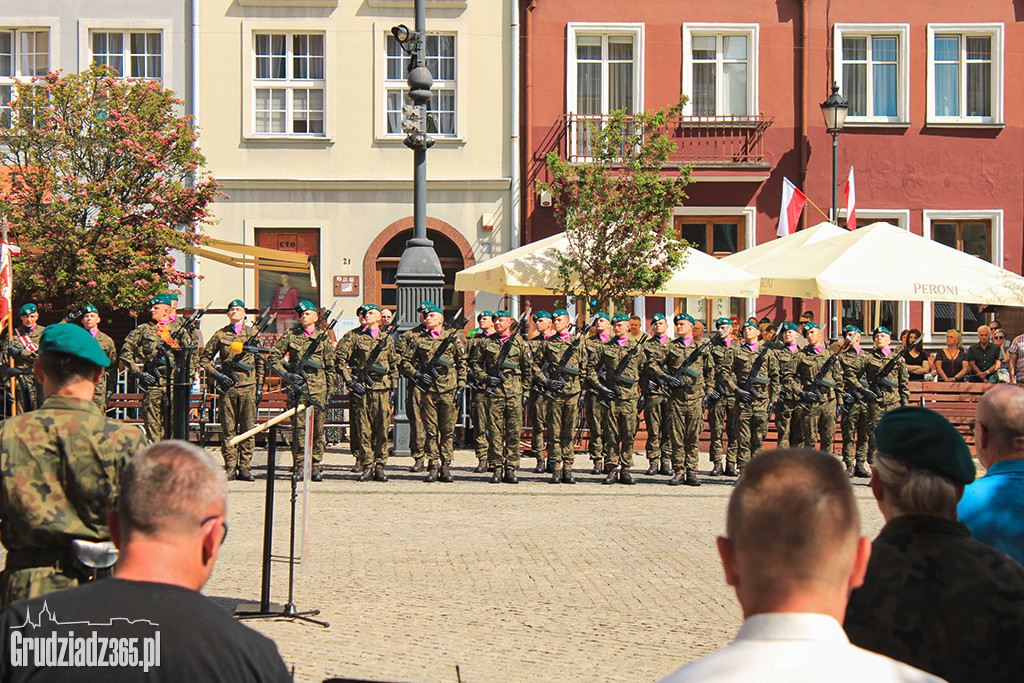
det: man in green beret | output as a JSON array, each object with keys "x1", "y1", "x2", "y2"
[
  {"x1": 73, "y1": 304, "x2": 118, "y2": 412},
  {"x1": 534, "y1": 309, "x2": 589, "y2": 483},
  {"x1": 4, "y1": 303, "x2": 46, "y2": 413},
  {"x1": 120, "y1": 294, "x2": 199, "y2": 441},
  {"x1": 793, "y1": 322, "x2": 843, "y2": 452},
  {"x1": 527, "y1": 310, "x2": 554, "y2": 473},
  {"x1": 584, "y1": 312, "x2": 612, "y2": 473},
  {"x1": 270, "y1": 300, "x2": 336, "y2": 481},
  {"x1": 844, "y1": 406, "x2": 1024, "y2": 683},
  {"x1": 395, "y1": 301, "x2": 433, "y2": 472},
  {"x1": 200, "y1": 300, "x2": 265, "y2": 481},
  {"x1": 858, "y1": 326, "x2": 909, "y2": 474},
  {"x1": 772, "y1": 321, "x2": 805, "y2": 448},
  {"x1": 467, "y1": 310, "x2": 495, "y2": 471},
  {"x1": 0, "y1": 324, "x2": 146, "y2": 606},
  {"x1": 641, "y1": 313, "x2": 673, "y2": 476},
  {"x1": 729, "y1": 321, "x2": 779, "y2": 472},
  {"x1": 837, "y1": 325, "x2": 870, "y2": 477},
  {"x1": 589, "y1": 313, "x2": 645, "y2": 484},
  {"x1": 706, "y1": 317, "x2": 739, "y2": 477}
]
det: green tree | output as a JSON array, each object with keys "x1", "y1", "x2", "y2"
[
  {"x1": 539, "y1": 100, "x2": 691, "y2": 312},
  {"x1": 0, "y1": 65, "x2": 218, "y2": 311}
]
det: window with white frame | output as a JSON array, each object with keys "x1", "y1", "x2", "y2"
[
  {"x1": 835, "y1": 25, "x2": 908, "y2": 123},
  {"x1": 682, "y1": 25, "x2": 757, "y2": 117},
  {"x1": 90, "y1": 31, "x2": 162, "y2": 79},
  {"x1": 927, "y1": 24, "x2": 1003, "y2": 124},
  {"x1": 385, "y1": 33, "x2": 456, "y2": 137},
  {"x1": 1, "y1": 28, "x2": 50, "y2": 128},
  {"x1": 253, "y1": 32, "x2": 325, "y2": 136}
]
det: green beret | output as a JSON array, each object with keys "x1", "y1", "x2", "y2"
[
  {"x1": 741, "y1": 320, "x2": 759, "y2": 330},
  {"x1": 295, "y1": 300, "x2": 317, "y2": 313},
  {"x1": 594, "y1": 312, "x2": 610, "y2": 321},
  {"x1": 493, "y1": 309, "x2": 511, "y2": 319},
  {"x1": 227, "y1": 299, "x2": 245, "y2": 310},
  {"x1": 874, "y1": 406, "x2": 975, "y2": 485},
  {"x1": 478, "y1": 310, "x2": 494, "y2": 320},
  {"x1": 652, "y1": 313, "x2": 666, "y2": 322},
  {"x1": 82, "y1": 304, "x2": 99, "y2": 315},
  {"x1": 362, "y1": 304, "x2": 380, "y2": 313},
  {"x1": 612, "y1": 313, "x2": 629, "y2": 323},
  {"x1": 165, "y1": 291, "x2": 179, "y2": 301},
  {"x1": 804, "y1": 322, "x2": 820, "y2": 331},
  {"x1": 714, "y1": 317, "x2": 732, "y2": 328},
  {"x1": 533, "y1": 310, "x2": 553, "y2": 320},
  {"x1": 873, "y1": 326, "x2": 892, "y2": 336},
  {"x1": 780, "y1": 322, "x2": 799, "y2": 332},
  {"x1": 356, "y1": 306, "x2": 366, "y2": 317},
  {"x1": 39, "y1": 324, "x2": 110, "y2": 368},
  {"x1": 417, "y1": 301, "x2": 434, "y2": 313},
  {"x1": 553, "y1": 309, "x2": 569, "y2": 318},
  {"x1": 422, "y1": 303, "x2": 442, "y2": 314},
  {"x1": 843, "y1": 324, "x2": 862, "y2": 334},
  {"x1": 149, "y1": 294, "x2": 173, "y2": 307},
  {"x1": 674, "y1": 313, "x2": 695, "y2": 324},
  {"x1": 18, "y1": 303, "x2": 37, "y2": 316}
]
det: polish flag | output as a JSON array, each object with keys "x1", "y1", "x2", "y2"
[
  {"x1": 777, "y1": 178, "x2": 807, "y2": 237},
  {"x1": 844, "y1": 166, "x2": 856, "y2": 230},
  {"x1": 0, "y1": 243, "x2": 21, "y2": 327}
]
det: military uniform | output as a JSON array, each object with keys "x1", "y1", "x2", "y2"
[
  {"x1": 658, "y1": 330, "x2": 714, "y2": 485},
  {"x1": 7, "y1": 322, "x2": 45, "y2": 412},
  {"x1": 465, "y1": 327, "x2": 491, "y2": 469},
  {"x1": 794, "y1": 343, "x2": 842, "y2": 452},
  {"x1": 729, "y1": 339, "x2": 779, "y2": 470},
  {"x1": 335, "y1": 322, "x2": 398, "y2": 479},
  {"x1": 707, "y1": 334, "x2": 738, "y2": 471},
  {"x1": 590, "y1": 334, "x2": 645, "y2": 483},
  {"x1": 396, "y1": 322, "x2": 428, "y2": 469},
  {"x1": 90, "y1": 329, "x2": 117, "y2": 412},
  {"x1": 837, "y1": 342, "x2": 870, "y2": 471},
  {"x1": 584, "y1": 331, "x2": 612, "y2": 471},
  {"x1": 527, "y1": 326, "x2": 552, "y2": 472},
  {"x1": 337, "y1": 324, "x2": 367, "y2": 470},
  {"x1": 862, "y1": 345, "x2": 910, "y2": 462},
  {"x1": 641, "y1": 332, "x2": 673, "y2": 474},
  {"x1": 470, "y1": 324, "x2": 528, "y2": 480},
  {"x1": 772, "y1": 331, "x2": 805, "y2": 449},
  {"x1": 535, "y1": 326, "x2": 589, "y2": 483},
  {"x1": 200, "y1": 321, "x2": 264, "y2": 476},
  {"x1": 269, "y1": 321, "x2": 336, "y2": 472}
]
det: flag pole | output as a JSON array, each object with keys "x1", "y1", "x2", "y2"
[
  {"x1": 1, "y1": 220, "x2": 13, "y2": 417},
  {"x1": 803, "y1": 195, "x2": 832, "y2": 222}
]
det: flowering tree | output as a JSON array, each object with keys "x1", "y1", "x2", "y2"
[
  {"x1": 539, "y1": 100, "x2": 691, "y2": 312},
  {"x1": 0, "y1": 65, "x2": 218, "y2": 311}
]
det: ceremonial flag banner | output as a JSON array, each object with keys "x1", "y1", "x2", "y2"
[
  {"x1": 0, "y1": 243, "x2": 20, "y2": 327},
  {"x1": 778, "y1": 178, "x2": 807, "y2": 237},
  {"x1": 844, "y1": 166, "x2": 856, "y2": 230}
]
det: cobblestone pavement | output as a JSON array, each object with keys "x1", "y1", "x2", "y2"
[{"x1": 202, "y1": 445, "x2": 886, "y2": 683}]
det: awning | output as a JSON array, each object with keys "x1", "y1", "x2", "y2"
[{"x1": 187, "y1": 238, "x2": 311, "y2": 274}]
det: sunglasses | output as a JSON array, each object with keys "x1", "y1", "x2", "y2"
[{"x1": 201, "y1": 515, "x2": 228, "y2": 544}]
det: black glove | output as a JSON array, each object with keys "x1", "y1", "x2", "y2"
[
  {"x1": 705, "y1": 386, "x2": 722, "y2": 402},
  {"x1": 734, "y1": 387, "x2": 752, "y2": 403},
  {"x1": 542, "y1": 377, "x2": 566, "y2": 392},
  {"x1": 284, "y1": 372, "x2": 305, "y2": 387},
  {"x1": 597, "y1": 384, "x2": 617, "y2": 401},
  {"x1": 646, "y1": 378, "x2": 661, "y2": 394},
  {"x1": 210, "y1": 370, "x2": 235, "y2": 392},
  {"x1": 135, "y1": 370, "x2": 158, "y2": 389},
  {"x1": 347, "y1": 379, "x2": 367, "y2": 397},
  {"x1": 857, "y1": 386, "x2": 880, "y2": 402},
  {"x1": 800, "y1": 389, "x2": 822, "y2": 403},
  {"x1": 414, "y1": 371, "x2": 435, "y2": 387},
  {"x1": 484, "y1": 375, "x2": 502, "y2": 388},
  {"x1": 660, "y1": 373, "x2": 683, "y2": 390}
]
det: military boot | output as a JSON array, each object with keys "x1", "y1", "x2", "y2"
[
  {"x1": 724, "y1": 462, "x2": 739, "y2": 477},
  {"x1": 645, "y1": 461, "x2": 659, "y2": 475},
  {"x1": 619, "y1": 465, "x2": 635, "y2": 485},
  {"x1": 684, "y1": 470, "x2": 702, "y2": 487},
  {"x1": 311, "y1": 464, "x2": 323, "y2": 482},
  {"x1": 591, "y1": 461, "x2": 603, "y2": 475},
  {"x1": 373, "y1": 464, "x2": 389, "y2": 482},
  {"x1": 350, "y1": 461, "x2": 363, "y2": 473},
  {"x1": 489, "y1": 468, "x2": 503, "y2": 484},
  {"x1": 225, "y1": 467, "x2": 238, "y2": 481},
  {"x1": 357, "y1": 465, "x2": 374, "y2": 482},
  {"x1": 549, "y1": 467, "x2": 562, "y2": 484},
  {"x1": 854, "y1": 464, "x2": 871, "y2": 478},
  {"x1": 409, "y1": 456, "x2": 426, "y2": 472},
  {"x1": 503, "y1": 467, "x2": 519, "y2": 484},
  {"x1": 668, "y1": 471, "x2": 686, "y2": 486},
  {"x1": 845, "y1": 464, "x2": 856, "y2": 477},
  {"x1": 424, "y1": 462, "x2": 439, "y2": 482},
  {"x1": 659, "y1": 460, "x2": 673, "y2": 476},
  {"x1": 561, "y1": 466, "x2": 576, "y2": 484},
  {"x1": 710, "y1": 462, "x2": 724, "y2": 476},
  {"x1": 439, "y1": 463, "x2": 453, "y2": 483},
  {"x1": 602, "y1": 468, "x2": 619, "y2": 485},
  {"x1": 237, "y1": 467, "x2": 254, "y2": 482},
  {"x1": 474, "y1": 456, "x2": 488, "y2": 473},
  {"x1": 534, "y1": 457, "x2": 547, "y2": 474}
]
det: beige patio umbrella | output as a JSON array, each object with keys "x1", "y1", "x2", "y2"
[
  {"x1": 454, "y1": 233, "x2": 759, "y2": 298},
  {"x1": 723, "y1": 221, "x2": 847, "y2": 271}
]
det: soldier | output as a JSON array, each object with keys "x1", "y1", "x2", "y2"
[
  {"x1": 729, "y1": 321, "x2": 779, "y2": 472},
  {"x1": 772, "y1": 322, "x2": 804, "y2": 448},
  {"x1": 76, "y1": 304, "x2": 117, "y2": 412},
  {"x1": 0, "y1": 324, "x2": 146, "y2": 606},
  {"x1": 471, "y1": 309, "x2": 530, "y2": 483},
  {"x1": 527, "y1": 310, "x2": 554, "y2": 473},
  {"x1": 467, "y1": 310, "x2": 495, "y2": 472},
  {"x1": 269, "y1": 300, "x2": 336, "y2": 481},
  {"x1": 343, "y1": 305, "x2": 370, "y2": 472},
  {"x1": 657, "y1": 313, "x2": 714, "y2": 487},
  {"x1": 535, "y1": 309, "x2": 588, "y2": 484},
  {"x1": 335, "y1": 304, "x2": 398, "y2": 483},
  {"x1": 404, "y1": 303, "x2": 466, "y2": 482},
  {"x1": 5, "y1": 303, "x2": 46, "y2": 412},
  {"x1": 120, "y1": 293, "x2": 198, "y2": 442},
  {"x1": 584, "y1": 312, "x2": 612, "y2": 473},
  {"x1": 706, "y1": 317, "x2": 739, "y2": 476},
  {"x1": 794, "y1": 322, "x2": 842, "y2": 452},
  {"x1": 641, "y1": 313, "x2": 673, "y2": 475},
  {"x1": 860, "y1": 326, "x2": 910, "y2": 474},
  {"x1": 591, "y1": 313, "x2": 645, "y2": 485},
  {"x1": 837, "y1": 325, "x2": 870, "y2": 477},
  {"x1": 396, "y1": 301, "x2": 431, "y2": 472},
  {"x1": 200, "y1": 299, "x2": 264, "y2": 481}
]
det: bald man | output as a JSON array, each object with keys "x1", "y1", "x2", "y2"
[
  {"x1": 659, "y1": 449, "x2": 940, "y2": 683},
  {"x1": 959, "y1": 384, "x2": 1024, "y2": 565}
]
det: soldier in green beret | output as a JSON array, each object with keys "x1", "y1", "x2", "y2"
[
  {"x1": 729, "y1": 321, "x2": 779, "y2": 472},
  {"x1": 707, "y1": 317, "x2": 739, "y2": 476},
  {"x1": 641, "y1": 313, "x2": 673, "y2": 476},
  {"x1": 837, "y1": 325, "x2": 870, "y2": 477},
  {"x1": 534, "y1": 309, "x2": 589, "y2": 483},
  {"x1": 590, "y1": 313, "x2": 646, "y2": 484},
  {"x1": 793, "y1": 322, "x2": 843, "y2": 452},
  {"x1": 396, "y1": 301, "x2": 433, "y2": 472},
  {"x1": 772, "y1": 321, "x2": 805, "y2": 448},
  {"x1": 4, "y1": 303, "x2": 46, "y2": 413},
  {"x1": 859, "y1": 326, "x2": 909, "y2": 472},
  {"x1": 467, "y1": 311, "x2": 495, "y2": 472},
  {"x1": 584, "y1": 312, "x2": 612, "y2": 473},
  {"x1": 527, "y1": 310, "x2": 554, "y2": 473},
  {"x1": 73, "y1": 304, "x2": 117, "y2": 412},
  {"x1": 0, "y1": 324, "x2": 146, "y2": 606},
  {"x1": 200, "y1": 300, "x2": 265, "y2": 481}
]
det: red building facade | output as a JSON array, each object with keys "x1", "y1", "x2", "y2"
[{"x1": 521, "y1": 0, "x2": 1024, "y2": 343}]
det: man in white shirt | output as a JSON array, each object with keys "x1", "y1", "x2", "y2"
[{"x1": 658, "y1": 449, "x2": 943, "y2": 683}]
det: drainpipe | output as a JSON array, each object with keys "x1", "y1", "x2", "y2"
[
  {"x1": 799, "y1": 0, "x2": 808, "y2": 231},
  {"x1": 509, "y1": 0, "x2": 522, "y2": 314},
  {"x1": 189, "y1": 0, "x2": 201, "y2": 309}
]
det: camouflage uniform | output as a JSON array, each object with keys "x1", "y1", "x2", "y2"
[
  {"x1": 120, "y1": 318, "x2": 199, "y2": 442},
  {"x1": 91, "y1": 329, "x2": 117, "y2": 412},
  {"x1": 729, "y1": 341, "x2": 779, "y2": 469},
  {"x1": 838, "y1": 347, "x2": 870, "y2": 468},
  {"x1": 589, "y1": 337, "x2": 645, "y2": 469},
  {"x1": 337, "y1": 326, "x2": 366, "y2": 468},
  {"x1": 403, "y1": 328, "x2": 466, "y2": 467},
  {"x1": 7, "y1": 324, "x2": 45, "y2": 413},
  {"x1": 641, "y1": 334, "x2": 672, "y2": 470},
  {"x1": 470, "y1": 333, "x2": 529, "y2": 472},
  {"x1": 659, "y1": 337, "x2": 715, "y2": 475},
  {"x1": 584, "y1": 335, "x2": 611, "y2": 469},
  {"x1": 200, "y1": 323, "x2": 264, "y2": 472},
  {"x1": 270, "y1": 325, "x2": 336, "y2": 467},
  {"x1": 794, "y1": 345, "x2": 842, "y2": 452},
  {"x1": 773, "y1": 342, "x2": 804, "y2": 448},
  {"x1": 466, "y1": 332, "x2": 489, "y2": 460},
  {"x1": 0, "y1": 396, "x2": 146, "y2": 607},
  {"x1": 862, "y1": 347, "x2": 910, "y2": 460},
  {"x1": 707, "y1": 339, "x2": 738, "y2": 468},
  {"x1": 527, "y1": 332, "x2": 551, "y2": 463},
  {"x1": 535, "y1": 332, "x2": 589, "y2": 470},
  {"x1": 335, "y1": 326, "x2": 398, "y2": 466},
  {"x1": 844, "y1": 515, "x2": 1024, "y2": 683},
  {"x1": 396, "y1": 324, "x2": 427, "y2": 463}
]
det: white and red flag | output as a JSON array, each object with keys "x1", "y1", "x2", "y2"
[
  {"x1": 844, "y1": 166, "x2": 856, "y2": 230},
  {"x1": 0, "y1": 242, "x2": 21, "y2": 328},
  {"x1": 777, "y1": 178, "x2": 807, "y2": 237}
]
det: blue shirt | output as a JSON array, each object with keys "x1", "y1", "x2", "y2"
[{"x1": 958, "y1": 459, "x2": 1024, "y2": 566}]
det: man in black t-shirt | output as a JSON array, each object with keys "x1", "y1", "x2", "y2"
[
  {"x1": 0, "y1": 441, "x2": 290, "y2": 682},
  {"x1": 966, "y1": 324, "x2": 1005, "y2": 382}
]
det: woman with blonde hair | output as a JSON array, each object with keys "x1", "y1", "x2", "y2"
[{"x1": 933, "y1": 329, "x2": 968, "y2": 382}]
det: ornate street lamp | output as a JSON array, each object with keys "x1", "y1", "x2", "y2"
[{"x1": 819, "y1": 83, "x2": 849, "y2": 338}]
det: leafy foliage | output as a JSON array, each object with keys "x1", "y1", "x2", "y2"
[
  {"x1": 539, "y1": 99, "x2": 691, "y2": 312},
  {"x1": 0, "y1": 65, "x2": 218, "y2": 311}
]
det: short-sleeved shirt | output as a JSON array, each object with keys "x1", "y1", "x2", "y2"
[
  {"x1": 965, "y1": 341, "x2": 1002, "y2": 373},
  {"x1": 958, "y1": 459, "x2": 1024, "y2": 566},
  {"x1": 1008, "y1": 334, "x2": 1024, "y2": 380}
]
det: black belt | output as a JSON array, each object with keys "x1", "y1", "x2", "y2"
[{"x1": 4, "y1": 547, "x2": 73, "y2": 572}]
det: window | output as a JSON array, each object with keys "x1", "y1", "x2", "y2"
[
  {"x1": 253, "y1": 32, "x2": 325, "y2": 136},
  {"x1": 90, "y1": 31, "x2": 162, "y2": 79},
  {"x1": 255, "y1": 228, "x2": 320, "y2": 335},
  {"x1": 682, "y1": 24, "x2": 757, "y2": 117},
  {"x1": 1, "y1": 28, "x2": 50, "y2": 128},
  {"x1": 384, "y1": 33, "x2": 456, "y2": 137},
  {"x1": 930, "y1": 220, "x2": 991, "y2": 333},
  {"x1": 675, "y1": 216, "x2": 748, "y2": 326},
  {"x1": 927, "y1": 24, "x2": 1003, "y2": 124},
  {"x1": 834, "y1": 25, "x2": 909, "y2": 124}
]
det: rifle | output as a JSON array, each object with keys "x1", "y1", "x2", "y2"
[
  {"x1": 735, "y1": 340, "x2": 785, "y2": 407},
  {"x1": 481, "y1": 309, "x2": 530, "y2": 394},
  {"x1": 659, "y1": 332, "x2": 723, "y2": 404},
  {"x1": 855, "y1": 348, "x2": 905, "y2": 405},
  {"x1": 286, "y1": 306, "x2": 341, "y2": 387},
  {"x1": 211, "y1": 305, "x2": 276, "y2": 395},
  {"x1": 347, "y1": 313, "x2": 403, "y2": 397},
  {"x1": 538, "y1": 316, "x2": 598, "y2": 398},
  {"x1": 411, "y1": 307, "x2": 469, "y2": 390},
  {"x1": 595, "y1": 332, "x2": 649, "y2": 407},
  {"x1": 169, "y1": 301, "x2": 212, "y2": 347},
  {"x1": 798, "y1": 339, "x2": 851, "y2": 406}
]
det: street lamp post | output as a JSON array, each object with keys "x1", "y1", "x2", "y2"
[
  {"x1": 391, "y1": 0, "x2": 444, "y2": 457},
  {"x1": 820, "y1": 82, "x2": 849, "y2": 338}
]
